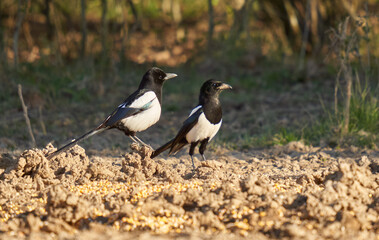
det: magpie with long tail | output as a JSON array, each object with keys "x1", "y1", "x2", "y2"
[
  {"x1": 46, "y1": 67, "x2": 177, "y2": 160},
  {"x1": 151, "y1": 79, "x2": 232, "y2": 169}
]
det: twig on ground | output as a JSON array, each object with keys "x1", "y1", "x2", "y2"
[{"x1": 17, "y1": 84, "x2": 37, "y2": 147}]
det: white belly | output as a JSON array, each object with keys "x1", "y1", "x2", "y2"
[
  {"x1": 186, "y1": 112, "x2": 222, "y2": 143},
  {"x1": 120, "y1": 92, "x2": 161, "y2": 132}
]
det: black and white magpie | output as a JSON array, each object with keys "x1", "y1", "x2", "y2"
[
  {"x1": 46, "y1": 67, "x2": 177, "y2": 160},
  {"x1": 151, "y1": 79, "x2": 232, "y2": 169}
]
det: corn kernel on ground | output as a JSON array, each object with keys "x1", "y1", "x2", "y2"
[{"x1": 1, "y1": 180, "x2": 290, "y2": 229}]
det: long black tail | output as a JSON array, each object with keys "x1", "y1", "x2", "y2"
[
  {"x1": 151, "y1": 139, "x2": 174, "y2": 158},
  {"x1": 46, "y1": 128, "x2": 106, "y2": 160}
]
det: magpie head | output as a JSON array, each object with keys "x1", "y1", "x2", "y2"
[
  {"x1": 201, "y1": 79, "x2": 232, "y2": 98},
  {"x1": 141, "y1": 67, "x2": 177, "y2": 88}
]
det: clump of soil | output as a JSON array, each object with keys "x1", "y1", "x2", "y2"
[
  {"x1": 121, "y1": 143, "x2": 183, "y2": 183},
  {"x1": 2, "y1": 143, "x2": 88, "y2": 181},
  {"x1": 0, "y1": 142, "x2": 378, "y2": 239},
  {"x1": 304, "y1": 162, "x2": 378, "y2": 238}
]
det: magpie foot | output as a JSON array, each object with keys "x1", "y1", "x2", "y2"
[
  {"x1": 129, "y1": 136, "x2": 153, "y2": 150},
  {"x1": 134, "y1": 136, "x2": 154, "y2": 150}
]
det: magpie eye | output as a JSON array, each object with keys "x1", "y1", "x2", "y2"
[
  {"x1": 159, "y1": 75, "x2": 163, "y2": 80},
  {"x1": 212, "y1": 83, "x2": 218, "y2": 87}
]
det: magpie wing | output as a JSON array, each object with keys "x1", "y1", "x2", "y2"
[
  {"x1": 98, "y1": 89, "x2": 154, "y2": 128},
  {"x1": 169, "y1": 106, "x2": 203, "y2": 154}
]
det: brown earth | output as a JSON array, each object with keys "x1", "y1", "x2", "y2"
[{"x1": 0, "y1": 141, "x2": 378, "y2": 240}]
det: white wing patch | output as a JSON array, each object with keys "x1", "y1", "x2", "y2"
[
  {"x1": 189, "y1": 105, "x2": 202, "y2": 117},
  {"x1": 186, "y1": 112, "x2": 222, "y2": 143},
  {"x1": 120, "y1": 91, "x2": 161, "y2": 132},
  {"x1": 122, "y1": 91, "x2": 156, "y2": 108}
]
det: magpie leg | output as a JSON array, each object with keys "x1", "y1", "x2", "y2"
[
  {"x1": 199, "y1": 139, "x2": 209, "y2": 162},
  {"x1": 134, "y1": 135, "x2": 153, "y2": 150},
  {"x1": 189, "y1": 142, "x2": 199, "y2": 170},
  {"x1": 129, "y1": 136, "x2": 139, "y2": 145},
  {"x1": 190, "y1": 156, "x2": 195, "y2": 170}
]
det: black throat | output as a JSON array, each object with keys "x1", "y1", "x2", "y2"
[{"x1": 199, "y1": 95, "x2": 222, "y2": 124}]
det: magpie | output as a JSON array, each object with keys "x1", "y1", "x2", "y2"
[
  {"x1": 151, "y1": 79, "x2": 232, "y2": 169},
  {"x1": 46, "y1": 67, "x2": 177, "y2": 160}
]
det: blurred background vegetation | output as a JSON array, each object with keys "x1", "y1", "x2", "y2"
[{"x1": 0, "y1": 0, "x2": 378, "y2": 151}]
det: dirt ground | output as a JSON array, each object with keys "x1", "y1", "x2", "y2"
[{"x1": 0, "y1": 141, "x2": 377, "y2": 240}]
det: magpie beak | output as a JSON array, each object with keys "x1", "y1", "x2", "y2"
[
  {"x1": 164, "y1": 73, "x2": 177, "y2": 80},
  {"x1": 217, "y1": 83, "x2": 232, "y2": 90}
]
